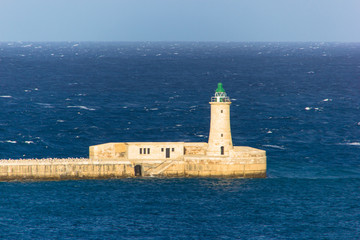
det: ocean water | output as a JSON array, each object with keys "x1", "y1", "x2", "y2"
[{"x1": 0, "y1": 42, "x2": 359, "y2": 239}]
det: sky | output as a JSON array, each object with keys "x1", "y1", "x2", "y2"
[{"x1": 0, "y1": 0, "x2": 359, "y2": 42}]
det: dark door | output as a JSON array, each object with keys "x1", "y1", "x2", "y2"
[
  {"x1": 221, "y1": 146, "x2": 224, "y2": 155},
  {"x1": 166, "y1": 148, "x2": 170, "y2": 158},
  {"x1": 134, "y1": 165, "x2": 142, "y2": 176}
]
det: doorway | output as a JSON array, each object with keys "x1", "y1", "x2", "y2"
[
  {"x1": 166, "y1": 148, "x2": 170, "y2": 158},
  {"x1": 134, "y1": 165, "x2": 142, "y2": 176}
]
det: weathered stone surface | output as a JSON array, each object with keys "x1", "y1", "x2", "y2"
[{"x1": 0, "y1": 145, "x2": 266, "y2": 180}]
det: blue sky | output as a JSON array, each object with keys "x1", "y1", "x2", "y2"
[{"x1": 0, "y1": 0, "x2": 359, "y2": 42}]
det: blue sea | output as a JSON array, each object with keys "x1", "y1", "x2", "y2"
[{"x1": 0, "y1": 42, "x2": 359, "y2": 239}]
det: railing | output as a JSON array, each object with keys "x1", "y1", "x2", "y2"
[
  {"x1": 211, "y1": 96, "x2": 230, "y2": 102},
  {"x1": 145, "y1": 160, "x2": 175, "y2": 176}
]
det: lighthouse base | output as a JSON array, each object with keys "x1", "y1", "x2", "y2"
[{"x1": 88, "y1": 142, "x2": 266, "y2": 178}]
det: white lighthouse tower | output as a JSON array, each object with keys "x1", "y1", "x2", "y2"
[{"x1": 207, "y1": 83, "x2": 233, "y2": 156}]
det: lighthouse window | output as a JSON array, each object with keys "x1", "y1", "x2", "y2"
[
  {"x1": 221, "y1": 134, "x2": 223, "y2": 137},
  {"x1": 172, "y1": 148, "x2": 175, "y2": 152},
  {"x1": 161, "y1": 148, "x2": 164, "y2": 152},
  {"x1": 221, "y1": 110, "x2": 223, "y2": 113},
  {"x1": 139, "y1": 148, "x2": 142, "y2": 154},
  {"x1": 147, "y1": 148, "x2": 150, "y2": 154}
]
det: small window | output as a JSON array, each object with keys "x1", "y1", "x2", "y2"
[
  {"x1": 161, "y1": 148, "x2": 164, "y2": 152},
  {"x1": 144, "y1": 148, "x2": 147, "y2": 154},
  {"x1": 221, "y1": 110, "x2": 223, "y2": 113},
  {"x1": 147, "y1": 148, "x2": 150, "y2": 154},
  {"x1": 221, "y1": 134, "x2": 223, "y2": 137},
  {"x1": 140, "y1": 148, "x2": 142, "y2": 154},
  {"x1": 172, "y1": 148, "x2": 174, "y2": 152}
]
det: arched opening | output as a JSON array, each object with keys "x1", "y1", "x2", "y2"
[
  {"x1": 134, "y1": 165, "x2": 142, "y2": 176},
  {"x1": 220, "y1": 146, "x2": 224, "y2": 155}
]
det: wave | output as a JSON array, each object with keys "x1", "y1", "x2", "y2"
[
  {"x1": 67, "y1": 106, "x2": 95, "y2": 111},
  {"x1": 36, "y1": 103, "x2": 54, "y2": 108},
  {"x1": 340, "y1": 142, "x2": 360, "y2": 146},
  {"x1": 263, "y1": 144, "x2": 286, "y2": 150},
  {"x1": 0, "y1": 140, "x2": 17, "y2": 144},
  {"x1": 0, "y1": 95, "x2": 12, "y2": 98}
]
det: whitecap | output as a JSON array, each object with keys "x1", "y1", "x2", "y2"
[
  {"x1": 25, "y1": 141, "x2": 34, "y2": 144},
  {"x1": 67, "y1": 106, "x2": 95, "y2": 111},
  {"x1": 305, "y1": 107, "x2": 312, "y2": 110},
  {"x1": 57, "y1": 120, "x2": 65, "y2": 123},
  {"x1": 5, "y1": 140, "x2": 17, "y2": 144},
  {"x1": 150, "y1": 108, "x2": 158, "y2": 111},
  {"x1": 307, "y1": 71, "x2": 315, "y2": 74},
  {"x1": 267, "y1": 130, "x2": 272, "y2": 134},
  {"x1": 322, "y1": 99, "x2": 332, "y2": 102},
  {"x1": 263, "y1": 144, "x2": 285, "y2": 150},
  {"x1": 36, "y1": 103, "x2": 54, "y2": 108},
  {"x1": 341, "y1": 142, "x2": 360, "y2": 146},
  {"x1": 0, "y1": 95, "x2": 12, "y2": 98}
]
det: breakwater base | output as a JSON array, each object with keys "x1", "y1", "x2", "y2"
[
  {"x1": 0, "y1": 158, "x2": 129, "y2": 181},
  {"x1": 0, "y1": 147, "x2": 266, "y2": 181}
]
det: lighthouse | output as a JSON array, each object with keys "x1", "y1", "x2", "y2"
[
  {"x1": 89, "y1": 82, "x2": 266, "y2": 178},
  {"x1": 207, "y1": 83, "x2": 233, "y2": 156}
]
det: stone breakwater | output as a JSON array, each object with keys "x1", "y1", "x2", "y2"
[
  {"x1": 0, "y1": 154, "x2": 266, "y2": 181},
  {"x1": 0, "y1": 158, "x2": 134, "y2": 181}
]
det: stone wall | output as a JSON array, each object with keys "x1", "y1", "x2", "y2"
[
  {"x1": 0, "y1": 155, "x2": 266, "y2": 181},
  {"x1": 184, "y1": 142, "x2": 207, "y2": 155},
  {"x1": 89, "y1": 143, "x2": 127, "y2": 160},
  {"x1": 0, "y1": 158, "x2": 134, "y2": 181}
]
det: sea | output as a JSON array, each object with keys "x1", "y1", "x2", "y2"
[{"x1": 0, "y1": 42, "x2": 359, "y2": 239}]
